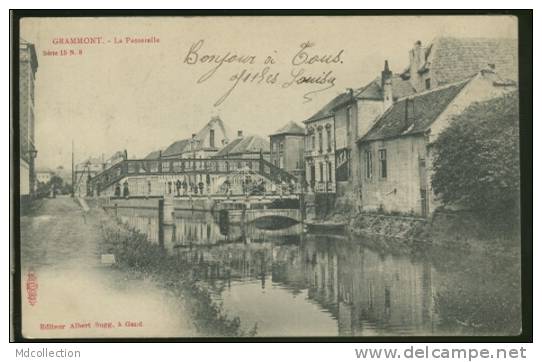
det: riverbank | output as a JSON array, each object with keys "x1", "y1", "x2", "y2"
[
  {"x1": 97, "y1": 205, "x2": 257, "y2": 337},
  {"x1": 323, "y1": 194, "x2": 520, "y2": 252}
]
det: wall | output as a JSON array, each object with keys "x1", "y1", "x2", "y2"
[
  {"x1": 270, "y1": 134, "x2": 304, "y2": 175},
  {"x1": 19, "y1": 44, "x2": 37, "y2": 195},
  {"x1": 360, "y1": 135, "x2": 428, "y2": 215}
]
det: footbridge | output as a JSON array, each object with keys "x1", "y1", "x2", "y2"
[{"x1": 87, "y1": 155, "x2": 300, "y2": 197}]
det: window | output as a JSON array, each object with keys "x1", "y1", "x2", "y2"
[
  {"x1": 326, "y1": 128, "x2": 332, "y2": 152},
  {"x1": 319, "y1": 162, "x2": 324, "y2": 182},
  {"x1": 318, "y1": 130, "x2": 323, "y2": 153},
  {"x1": 379, "y1": 149, "x2": 387, "y2": 178},
  {"x1": 328, "y1": 161, "x2": 333, "y2": 182},
  {"x1": 279, "y1": 142, "x2": 284, "y2": 152},
  {"x1": 425, "y1": 78, "x2": 431, "y2": 90},
  {"x1": 311, "y1": 134, "x2": 316, "y2": 150},
  {"x1": 365, "y1": 150, "x2": 373, "y2": 179},
  {"x1": 209, "y1": 129, "x2": 215, "y2": 148}
]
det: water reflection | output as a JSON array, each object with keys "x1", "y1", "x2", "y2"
[{"x1": 113, "y1": 208, "x2": 521, "y2": 336}]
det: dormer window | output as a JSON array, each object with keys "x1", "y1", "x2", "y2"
[{"x1": 425, "y1": 78, "x2": 431, "y2": 90}]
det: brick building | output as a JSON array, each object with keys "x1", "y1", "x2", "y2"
[{"x1": 19, "y1": 39, "x2": 38, "y2": 199}]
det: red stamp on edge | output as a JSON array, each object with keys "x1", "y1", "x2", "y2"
[{"x1": 26, "y1": 270, "x2": 38, "y2": 306}]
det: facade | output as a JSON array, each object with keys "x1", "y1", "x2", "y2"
[
  {"x1": 269, "y1": 121, "x2": 305, "y2": 178},
  {"x1": 303, "y1": 92, "x2": 352, "y2": 193},
  {"x1": 303, "y1": 61, "x2": 415, "y2": 196},
  {"x1": 357, "y1": 70, "x2": 516, "y2": 216},
  {"x1": 19, "y1": 39, "x2": 38, "y2": 198}
]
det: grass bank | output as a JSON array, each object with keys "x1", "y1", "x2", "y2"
[{"x1": 95, "y1": 208, "x2": 257, "y2": 337}]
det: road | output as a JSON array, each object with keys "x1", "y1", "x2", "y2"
[{"x1": 19, "y1": 196, "x2": 197, "y2": 338}]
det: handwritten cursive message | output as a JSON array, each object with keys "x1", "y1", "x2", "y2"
[{"x1": 183, "y1": 40, "x2": 345, "y2": 106}]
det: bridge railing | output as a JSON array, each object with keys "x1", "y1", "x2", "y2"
[{"x1": 89, "y1": 156, "x2": 298, "y2": 192}]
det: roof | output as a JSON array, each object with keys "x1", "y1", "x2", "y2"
[
  {"x1": 213, "y1": 137, "x2": 244, "y2": 157},
  {"x1": 355, "y1": 75, "x2": 416, "y2": 101},
  {"x1": 193, "y1": 116, "x2": 231, "y2": 150},
  {"x1": 359, "y1": 79, "x2": 470, "y2": 143},
  {"x1": 144, "y1": 150, "x2": 162, "y2": 159},
  {"x1": 271, "y1": 121, "x2": 305, "y2": 136},
  {"x1": 407, "y1": 37, "x2": 518, "y2": 85},
  {"x1": 304, "y1": 91, "x2": 353, "y2": 123},
  {"x1": 214, "y1": 135, "x2": 270, "y2": 157},
  {"x1": 161, "y1": 139, "x2": 190, "y2": 157}
]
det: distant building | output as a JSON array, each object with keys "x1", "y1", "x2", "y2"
[
  {"x1": 19, "y1": 39, "x2": 38, "y2": 199},
  {"x1": 357, "y1": 70, "x2": 516, "y2": 216},
  {"x1": 35, "y1": 168, "x2": 54, "y2": 185},
  {"x1": 157, "y1": 116, "x2": 232, "y2": 160},
  {"x1": 269, "y1": 121, "x2": 305, "y2": 178},
  {"x1": 213, "y1": 131, "x2": 270, "y2": 160}
]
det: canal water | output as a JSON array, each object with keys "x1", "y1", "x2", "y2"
[{"x1": 114, "y1": 207, "x2": 522, "y2": 337}]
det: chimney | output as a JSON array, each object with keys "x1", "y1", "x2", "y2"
[
  {"x1": 192, "y1": 133, "x2": 196, "y2": 139},
  {"x1": 237, "y1": 130, "x2": 243, "y2": 137},
  {"x1": 381, "y1": 60, "x2": 393, "y2": 110},
  {"x1": 409, "y1": 40, "x2": 427, "y2": 92}
]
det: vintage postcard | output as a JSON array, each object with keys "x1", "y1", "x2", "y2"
[{"x1": 13, "y1": 13, "x2": 526, "y2": 339}]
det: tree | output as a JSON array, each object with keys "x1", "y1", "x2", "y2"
[{"x1": 431, "y1": 91, "x2": 520, "y2": 231}]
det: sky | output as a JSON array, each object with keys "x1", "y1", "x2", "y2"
[{"x1": 20, "y1": 15, "x2": 517, "y2": 169}]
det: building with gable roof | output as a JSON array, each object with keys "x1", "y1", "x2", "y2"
[{"x1": 357, "y1": 69, "x2": 516, "y2": 216}]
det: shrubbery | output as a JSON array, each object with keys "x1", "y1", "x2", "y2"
[{"x1": 431, "y1": 91, "x2": 521, "y2": 235}]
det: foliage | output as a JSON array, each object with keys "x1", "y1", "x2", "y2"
[{"x1": 431, "y1": 91, "x2": 520, "y2": 233}]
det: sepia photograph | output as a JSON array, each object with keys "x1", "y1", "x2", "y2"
[{"x1": 11, "y1": 12, "x2": 530, "y2": 341}]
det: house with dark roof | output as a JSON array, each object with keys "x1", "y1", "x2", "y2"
[
  {"x1": 269, "y1": 121, "x2": 305, "y2": 177},
  {"x1": 213, "y1": 131, "x2": 270, "y2": 160},
  {"x1": 356, "y1": 68, "x2": 516, "y2": 216}
]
